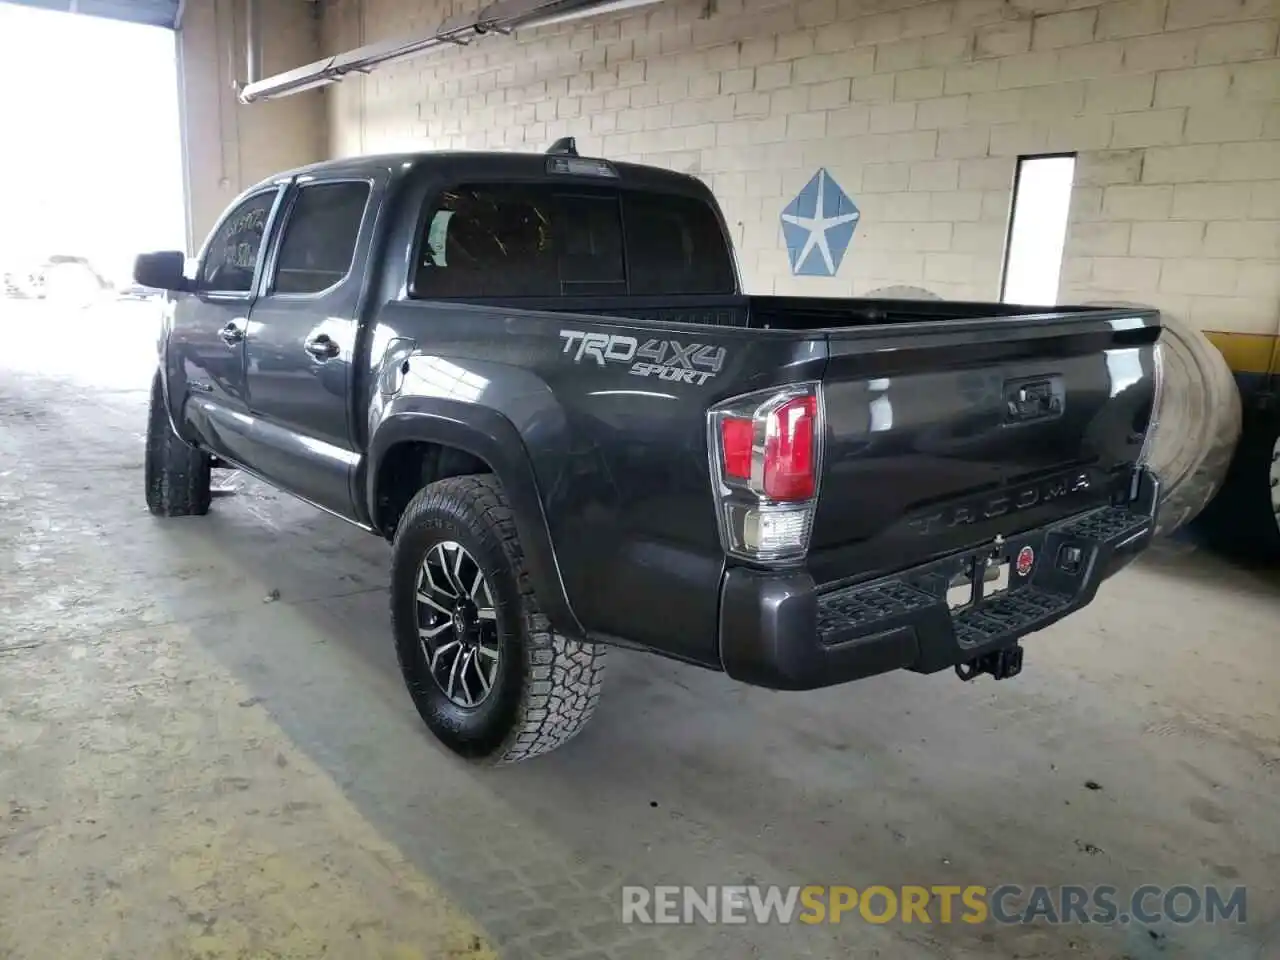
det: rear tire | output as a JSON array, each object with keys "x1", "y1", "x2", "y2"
[
  {"x1": 390, "y1": 475, "x2": 606, "y2": 763},
  {"x1": 145, "y1": 373, "x2": 212, "y2": 517}
]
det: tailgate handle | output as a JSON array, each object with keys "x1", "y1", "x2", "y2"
[{"x1": 1004, "y1": 377, "x2": 1063, "y2": 424}]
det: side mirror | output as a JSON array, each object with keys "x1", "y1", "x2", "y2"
[{"x1": 133, "y1": 251, "x2": 189, "y2": 292}]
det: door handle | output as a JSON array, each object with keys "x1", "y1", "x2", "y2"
[
  {"x1": 219, "y1": 322, "x2": 244, "y2": 346},
  {"x1": 1003, "y1": 377, "x2": 1063, "y2": 424},
  {"x1": 305, "y1": 335, "x2": 340, "y2": 360}
]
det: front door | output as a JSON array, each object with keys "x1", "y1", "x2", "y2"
[
  {"x1": 171, "y1": 186, "x2": 283, "y2": 465},
  {"x1": 241, "y1": 178, "x2": 375, "y2": 519}
]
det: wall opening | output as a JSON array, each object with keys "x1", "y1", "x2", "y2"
[
  {"x1": 1000, "y1": 154, "x2": 1077, "y2": 306},
  {"x1": 0, "y1": 5, "x2": 184, "y2": 292},
  {"x1": 1, "y1": 4, "x2": 183, "y2": 387}
]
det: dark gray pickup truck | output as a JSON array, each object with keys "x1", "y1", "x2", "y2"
[{"x1": 137, "y1": 143, "x2": 1163, "y2": 763}]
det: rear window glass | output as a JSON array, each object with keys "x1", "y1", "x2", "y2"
[
  {"x1": 412, "y1": 183, "x2": 734, "y2": 298},
  {"x1": 621, "y1": 192, "x2": 735, "y2": 296}
]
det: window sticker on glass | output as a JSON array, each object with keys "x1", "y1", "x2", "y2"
[
  {"x1": 427, "y1": 210, "x2": 454, "y2": 267},
  {"x1": 201, "y1": 191, "x2": 276, "y2": 292}
]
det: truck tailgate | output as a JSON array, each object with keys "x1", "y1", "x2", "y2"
[{"x1": 808, "y1": 309, "x2": 1160, "y2": 587}]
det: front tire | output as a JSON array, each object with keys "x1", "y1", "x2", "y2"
[
  {"x1": 145, "y1": 373, "x2": 212, "y2": 517},
  {"x1": 390, "y1": 475, "x2": 607, "y2": 763}
]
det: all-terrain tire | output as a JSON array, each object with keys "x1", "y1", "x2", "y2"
[
  {"x1": 1084, "y1": 303, "x2": 1241, "y2": 537},
  {"x1": 1148, "y1": 311, "x2": 1242, "y2": 537},
  {"x1": 1191, "y1": 408, "x2": 1280, "y2": 564},
  {"x1": 390, "y1": 475, "x2": 606, "y2": 763},
  {"x1": 145, "y1": 372, "x2": 212, "y2": 517}
]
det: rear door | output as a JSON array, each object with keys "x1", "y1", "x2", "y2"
[
  {"x1": 173, "y1": 186, "x2": 283, "y2": 465},
  {"x1": 404, "y1": 175, "x2": 742, "y2": 661},
  {"x1": 240, "y1": 177, "x2": 376, "y2": 518},
  {"x1": 808, "y1": 310, "x2": 1160, "y2": 586}
]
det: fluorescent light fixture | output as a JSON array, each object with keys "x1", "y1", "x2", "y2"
[
  {"x1": 280, "y1": 76, "x2": 337, "y2": 96},
  {"x1": 242, "y1": 72, "x2": 336, "y2": 102},
  {"x1": 239, "y1": 0, "x2": 669, "y2": 104},
  {"x1": 521, "y1": 0, "x2": 666, "y2": 28}
]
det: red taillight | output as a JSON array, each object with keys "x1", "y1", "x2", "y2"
[
  {"x1": 709, "y1": 383, "x2": 822, "y2": 562},
  {"x1": 721, "y1": 417, "x2": 754, "y2": 480},
  {"x1": 762, "y1": 395, "x2": 817, "y2": 500},
  {"x1": 716, "y1": 393, "x2": 818, "y2": 501}
]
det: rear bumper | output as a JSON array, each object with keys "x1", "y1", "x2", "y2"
[{"x1": 717, "y1": 469, "x2": 1160, "y2": 691}]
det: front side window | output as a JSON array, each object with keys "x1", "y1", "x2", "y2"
[
  {"x1": 272, "y1": 181, "x2": 371, "y2": 295},
  {"x1": 414, "y1": 184, "x2": 626, "y2": 298},
  {"x1": 201, "y1": 190, "x2": 278, "y2": 293}
]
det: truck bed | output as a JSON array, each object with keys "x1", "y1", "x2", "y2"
[
  {"x1": 373, "y1": 290, "x2": 1159, "y2": 663},
  {"x1": 430, "y1": 292, "x2": 1123, "y2": 331}
]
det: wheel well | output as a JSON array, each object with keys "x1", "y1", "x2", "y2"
[{"x1": 375, "y1": 441, "x2": 492, "y2": 538}]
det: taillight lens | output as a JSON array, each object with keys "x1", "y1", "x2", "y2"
[
  {"x1": 721, "y1": 417, "x2": 754, "y2": 481},
  {"x1": 708, "y1": 384, "x2": 823, "y2": 563},
  {"x1": 763, "y1": 395, "x2": 817, "y2": 500}
]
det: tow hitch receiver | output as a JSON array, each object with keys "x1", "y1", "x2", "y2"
[{"x1": 955, "y1": 643, "x2": 1024, "y2": 682}]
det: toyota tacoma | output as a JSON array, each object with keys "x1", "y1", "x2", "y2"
[{"x1": 136, "y1": 142, "x2": 1163, "y2": 763}]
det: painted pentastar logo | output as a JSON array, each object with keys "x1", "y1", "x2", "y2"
[{"x1": 780, "y1": 168, "x2": 860, "y2": 277}]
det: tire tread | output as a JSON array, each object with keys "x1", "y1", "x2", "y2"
[
  {"x1": 145, "y1": 374, "x2": 212, "y2": 518},
  {"x1": 393, "y1": 475, "x2": 606, "y2": 764}
]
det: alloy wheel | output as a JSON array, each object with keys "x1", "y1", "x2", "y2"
[
  {"x1": 1271, "y1": 436, "x2": 1280, "y2": 531},
  {"x1": 416, "y1": 540, "x2": 500, "y2": 708}
]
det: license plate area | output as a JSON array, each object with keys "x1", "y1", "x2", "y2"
[{"x1": 946, "y1": 556, "x2": 1012, "y2": 611}]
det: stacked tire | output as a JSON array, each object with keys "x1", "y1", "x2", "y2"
[
  {"x1": 1192, "y1": 405, "x2": 1280, "y2": 563},
  {"x1": 1133, "y1": 309, "x2": 1243, "y2": 539}
]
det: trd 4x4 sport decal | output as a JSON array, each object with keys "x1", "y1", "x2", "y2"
[{"x1": 558, "y1": 330, "x2": 727, "y2": 386}]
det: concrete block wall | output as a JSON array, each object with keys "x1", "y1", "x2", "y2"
[
  {"x1": 320, "y1": 0, "x2": 1280, "y2": 337},
  {"x1": 178, "y1": 0, "x2": 328, "y2": 251}
]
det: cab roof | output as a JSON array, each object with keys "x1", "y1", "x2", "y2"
[{"x1": 252, "y1": 150, "x2": 711, "y2": 199}]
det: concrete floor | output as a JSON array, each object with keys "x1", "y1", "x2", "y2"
[{"x1": 1, "y1": 299, "x2": 1278, "y2": 960}]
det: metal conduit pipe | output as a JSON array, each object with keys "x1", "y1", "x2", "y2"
[
  {"x1": 238, "y1": 0, "x2": 666, "y2": 104},
  {"x1": 245, "y1": 0, "x2": 261, "y2": 85}
]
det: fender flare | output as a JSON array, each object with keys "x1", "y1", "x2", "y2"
[
  {"x1": 155, "y1": 352, "x2": 191, "y2": 446},
  {"x1": 157, "y1": 309, "x2": 196, "y2": 446},
  {"x1": 366, "y1": 400, "x2": 585, "y2": 639}
]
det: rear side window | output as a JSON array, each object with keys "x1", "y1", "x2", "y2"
[
  {"x1": 201, "y1": 190, "x2": 277, "y2": 293},
  {"x1": 272, "y1": 181, "x2": 371, "y2": 295},
  {"x1": 412, "y1": 183, "x2": 733, "y2": 298}
]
